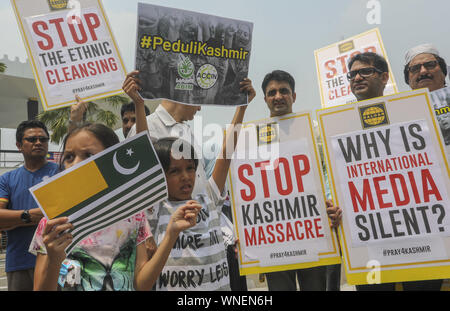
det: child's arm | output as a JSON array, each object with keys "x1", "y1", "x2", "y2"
[
  {"x1": 122, "y1": 71, "x2": 148, "y2": 134},
  {"x1": 68, "y1": 95, "x2": 88, "y2": 132},
  {"x1": 134, "y1": 201, "x2": 201, "y2": 291},
  {"x1": 212, "y1": 78, "x2": 255, "y2": 193}
]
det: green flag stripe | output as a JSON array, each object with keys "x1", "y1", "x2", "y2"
[
  {"x1": 66, "y1": 192, "x2": 167, "y2": 254},
  {"x1": 94, "y1": 134, "x2": 159, "y2": 188},
  {"x1": 70, "y1": 188, "x2": 166, "y2": 245},
  {"x1": 71, "y1": 179, "x2": 166, "y2": 230},
  {"x1": 61, "y1": 168, "x2": 164, "y2": 219},
  {"x1": 70, "y1": 176, "x2": 165, "y2": 227}
]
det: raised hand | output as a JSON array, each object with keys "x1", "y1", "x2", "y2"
[
  {"x1": 240, "y1": 78, "x2": 256, "y2": 103},
  {"x1": 167, "y1": 200, "x2": 202, "y2": 234},
  {"x1": 69, "y1": 95, "x2": 88, "y2": 126},
  {"x1": 122, "y1": 70, "x2": 144, "y2": 105}
]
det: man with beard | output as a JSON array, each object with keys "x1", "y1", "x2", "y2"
[{"x1": 330, "y1": 51, "x2": 444, "y2": 291}]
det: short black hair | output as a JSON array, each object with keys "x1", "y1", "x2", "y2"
[
  {"x1": 120, "y1": 102, "x2": 150, "y2": 118},
  {"x1": 348, "y1": 52, "x2": 389, "y2": 73},
  {"x1": 261, "y1": 70, "x2": 295, "y2": 94},
  {"x1": 153, "y1": 137, "x2": 199, "y2": 172},
  {"x1": 403, "y1": 54, "x2": 448, "y2": 85},
  {"x1": 16, "y1": 120, "x2": 49, "y2": 143}
]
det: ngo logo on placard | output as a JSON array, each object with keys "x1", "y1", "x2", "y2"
[
  {"x1": 178, "y1": 57, "x2": 195, "y2": 79},
  {"x1": 359, "y1": 103, "x2": 390, "y2": 129},
  {"x1": 175, "y1": 57, "x2": 195, "y2": 91},
  {"x1": 339, "y1": 40, "x2": 355, "y2": 54},
  {"x1": 196, "y1": 64, "x2": 218, "y2": 89},
  {"x1": 48, "y1": 0, "x2": 68, "y2": 10},
  {"x1": 258, "y1": 123, "x2": 279, "y2": 145}
]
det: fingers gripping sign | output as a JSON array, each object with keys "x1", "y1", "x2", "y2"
[
  {"x1": 42, "y1": 217, "x2": 74, "y2": 264},
  {"x1": 326, "y1": 200, "x2": 342, "y2": 229},
  {"x1": 122, "y1": 70, "x2": 144, "y2": 105}
]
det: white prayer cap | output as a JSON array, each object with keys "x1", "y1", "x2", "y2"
[{"x1": 405, "y1": 44, "x2": 440, "y2": 65}]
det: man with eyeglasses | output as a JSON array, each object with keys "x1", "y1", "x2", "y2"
[
  {"x1": 330, "y1": 52, "x2": 445, "y2": 291},
  {"x1": 0, "y1": 120, "x2": 59, "y2": 290},
  {"x1": 404, "y1": 44, "x2": 447, "y2": 92},
  {"x1": 346, "y1": 52, "x2": 390, "y2": 101}
]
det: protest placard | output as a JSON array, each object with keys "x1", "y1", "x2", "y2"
[
  {"x1": 228, "y1": 112, "x2": 341, "y2": 275},
  {"x1": 11, "y1": 0, "x2": 127, "y2": 111},
  {"x1": 135, "y1": 3, "x2": 253, "y2": 107},
  {"x1": 431, "y1": 86, "x2": 450, "y2": 160},
  {"x1": 317, "y1": 89, "x2": 450, "y2": 285},
  {"x1": 314, "y1": 28, "x2": 397, "y2": 109},
  {"x1": 30, "y1": 131, "x2": 167, "y2": 254}
]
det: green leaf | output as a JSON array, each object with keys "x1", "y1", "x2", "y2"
[{"x1": 37, "y1": 95, "x2": 126, "y2": 144}]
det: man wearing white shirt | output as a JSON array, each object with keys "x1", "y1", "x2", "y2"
[{"x1": 126, "y1": 99, "x2": 207, "y2": 196}]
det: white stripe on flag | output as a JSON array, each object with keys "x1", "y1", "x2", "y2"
[
  {"x1": 67, "y1": 165, "x2": 161, "y2": 223},
  {"x1": 66, "y1": 187, "x2": 167, "y2": 254},
  {"x1": 70, "y1": 180, "x2": 166, "y2": 236}
]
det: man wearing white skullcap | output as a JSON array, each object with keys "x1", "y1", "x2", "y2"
[
  {"x1": 402, "y1": 44, "x2": 447, "y2": 292},
  {"x1": 404, "y1": 43, "x2": 447, "y2": 92}
]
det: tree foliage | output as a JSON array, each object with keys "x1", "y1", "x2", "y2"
[{"x1": 37, "y1": 95, "x2": 129, "y2": 144}]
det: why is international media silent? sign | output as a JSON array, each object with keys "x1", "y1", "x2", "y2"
[
  {"x1": 314, "y1": 28, "x2": 398, "y2": 109},
  {"x1": 11, "y1": 0, "x2": 127, "y2": 111},
  {"x1": 317, "y1": 89, "x2": 450, "y2": 285},
  {"x1": 30, "y1": 132, "x2": 167, "y2": 254},
  {"x1": 135, "y1": 3, "x2": 253, "y2": 107},
  {"x1": 228, "y1": 113, "x2": 341, "y2": 275}
]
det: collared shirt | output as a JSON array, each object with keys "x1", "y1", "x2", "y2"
[{"x1": 127, "y1": 104, "x2": 208, "y2": 197}]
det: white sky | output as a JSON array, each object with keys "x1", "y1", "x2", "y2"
[{"x1": 1, "y1": 0, "x2": 450, "y2": 128}]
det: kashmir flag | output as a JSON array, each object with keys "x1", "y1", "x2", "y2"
[{"x1": 30, "y1": 131, "x2": 167, "y2": 254}]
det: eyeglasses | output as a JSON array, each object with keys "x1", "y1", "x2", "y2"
[
  {"x1": 23, "y1": 136, "x2": 50, "y2": 143},
  {"x1": 347, "y1": 67, "x2": 383, "y2": 81},
  {"x1": 408, "y1": 60, "x2": 439, "y2": 74}
]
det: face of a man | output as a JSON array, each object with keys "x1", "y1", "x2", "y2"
[
  {"x1": 349, "y1": 61, "x2": 389, "y2": 101},
  {"x1": 17, "y1": 128, "x2": 49, "y2": 160},
  {"x1": 264, "y1": 80, "x2": 296, "y2": 117},
  {"x1": 408, "y1": 53, "x2": 446, "y2": 92},
  {"x1": 122, "y1": 111, "x2": 136, "y2": 138}
]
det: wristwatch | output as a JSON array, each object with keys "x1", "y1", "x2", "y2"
[{"x1": 21, "y1": 210, "x2": 32, "y2": 224}]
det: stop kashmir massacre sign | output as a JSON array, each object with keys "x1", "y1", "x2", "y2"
[{"x1": 228, "y1": 112, "x2": 341, "y2": 275}]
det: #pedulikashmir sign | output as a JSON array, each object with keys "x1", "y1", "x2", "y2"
[
  {"x1": 135, "y1": 3, "x2": 253, "y2": 107},
  {"x1": 314, "y1": 28, "x2": 398, "y2": 109},
  {"x1": 228, "y1": 112, "x2": 341, "y2": 275},
  {"x1": 30, "y1": 132, "x2": 167, "y2": 254},
  {"x1": 11, "y1": 0, "x2": 127, "y2": 111},
  {"x1": 317, "y1": 89, "x2": 450, "y2": 285}
]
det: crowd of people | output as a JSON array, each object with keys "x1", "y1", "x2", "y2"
[{"x1": 0, "y1": 41, "x2": 449, "y2": 291}]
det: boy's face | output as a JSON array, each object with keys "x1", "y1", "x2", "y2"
[{"x1": 166, "y1": 156, "x2": 197, "y2": 201}]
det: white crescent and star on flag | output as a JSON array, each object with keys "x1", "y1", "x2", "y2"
[{"x1": 112, "y1": 148, "x2": 140, "y2": 175}]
